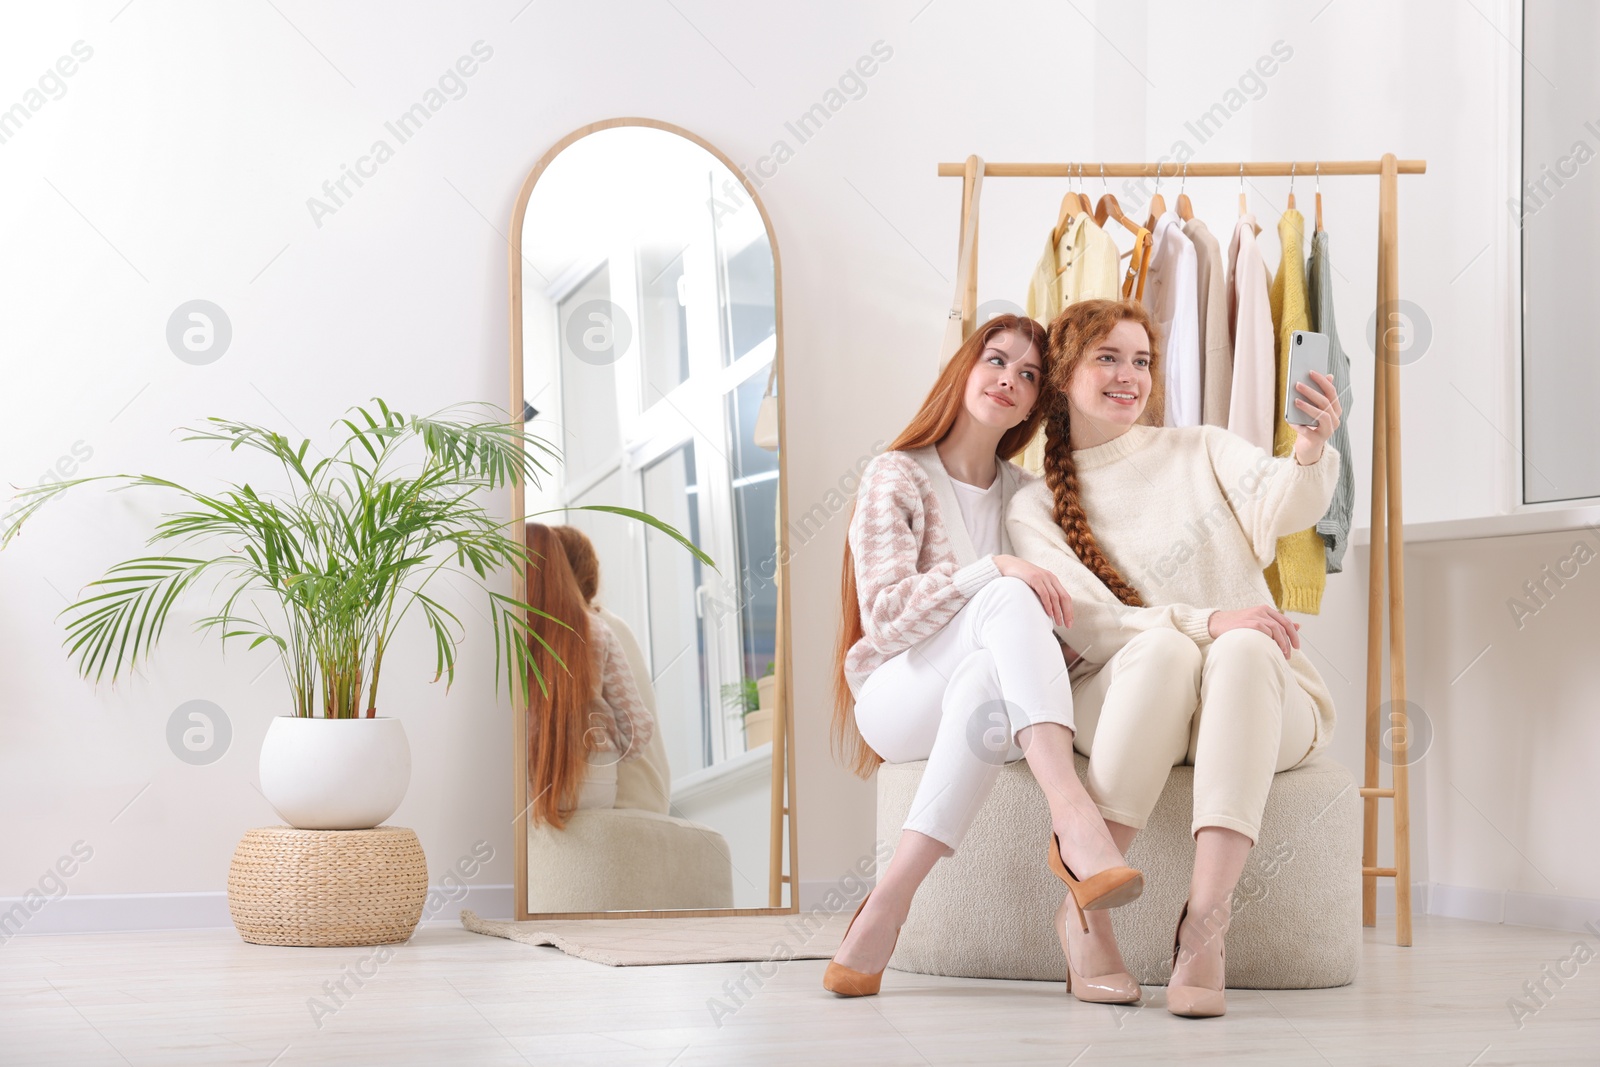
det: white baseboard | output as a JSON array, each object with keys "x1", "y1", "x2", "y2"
[
  {"x1": 1424, "y1": 882, "x2": 1600, "y2": 934},
  {"x1": 797, "y1": 878, "x2": 873, "y2": 914},
  {"x1": 0, "y1": 884, "x2": 513, "y2": 940},
  {"x1": 1371, "y1": 880, "x2": 1431, "y2": 921},
  {"x1": 8, "y1": 879, "x2": 1594, "y2": 939}
]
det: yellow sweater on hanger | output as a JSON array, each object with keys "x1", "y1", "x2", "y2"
[{"x1": 1264, "y1": 208, "x2": 1327, "y2": 614}]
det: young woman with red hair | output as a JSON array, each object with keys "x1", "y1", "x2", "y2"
[
  {"x1": 1007, "y1": 299, "x2": 1343, "y2": 1017},
  {"x1": 524, "y1": 522, "x2": 655, "y2": 828},
  {"x1": 823, "y1": 314, "x2": 1145, "y2": 1002}
]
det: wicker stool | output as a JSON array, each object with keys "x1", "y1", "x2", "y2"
[{"x1": 227, "y1": 825, "x2": 428, "y2": 947}]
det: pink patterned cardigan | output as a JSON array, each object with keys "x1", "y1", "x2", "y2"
[
  {"x1": 843, "y1": 445, "x2": 1038, "y2": 697},
  {"x1": 585, "y1": 612, "x2": 654, "y2": 761}
]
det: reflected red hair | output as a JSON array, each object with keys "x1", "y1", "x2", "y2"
[{"x1": 525, "y1": 522, "x2": 599, "y2": 828}]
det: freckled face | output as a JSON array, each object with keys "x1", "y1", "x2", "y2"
[{"x1": 963, "y1": 329, "x2": 1042, "y2": 429}]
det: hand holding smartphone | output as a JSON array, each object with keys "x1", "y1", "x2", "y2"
[{"x1": 1283, "y1": 330, "x2": 1332, "y2": 426}]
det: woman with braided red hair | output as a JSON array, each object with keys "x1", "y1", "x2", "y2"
[{"x1": 1007, "y1": 298, "x2": 1344, "y2": 1018}]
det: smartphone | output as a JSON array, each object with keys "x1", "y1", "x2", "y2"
[{"x1": 1283, "y1": 330, "x2": 1331, "y2": 426}]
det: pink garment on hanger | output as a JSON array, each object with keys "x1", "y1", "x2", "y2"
[{"x1": 1225, "y1": 215, "x2": 1275, "y2": 452}]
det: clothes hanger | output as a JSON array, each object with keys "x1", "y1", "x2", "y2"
[
  {"x1": 1314, "y1": 161, "x2": 1324, "y2": 233},
  {"x1": 1052, "y1": 191, "x2": 1075, "y2": 245},
  {"x1": 1176, "y1": 160, "x2": 1194, "y2": 221},
  {"x1": 1051, "y1": 164, "x2": 1088, "y2": 245},
  {"x1": 1143, "y1": 163, "x2": 1167, "y2": 230},
  {"x1": 1237, "y1": 162, "x2": 1260, "y2": 235},
  {"x1": 1094, "y1": 165, "x2": 1144, "y2": 237},
  {"x1": 1287, "y1": 161, "x2": 1297, "y2": 211},
  {"x1": 1074, "y1": 162, "x2": 1093, "y2": 217},
  {"x1": 1093, "y1": 165, "x2": 1152, "y2": 300}
]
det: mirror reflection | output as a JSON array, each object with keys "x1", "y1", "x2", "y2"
[{"x1": 518, "y1": 124, "x2": 786, "y2": 913}]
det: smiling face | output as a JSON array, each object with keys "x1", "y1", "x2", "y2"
[
  {"x1": 961, "y1": 327, "x2": 1042, "y2": 430},
  {"x1": 1065, "y1": 318, "x2": 1153, "y2": 438}
]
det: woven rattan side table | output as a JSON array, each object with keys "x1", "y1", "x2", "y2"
[{"x1": 227, "y1": 825, "x2": 428, "y2": 947}]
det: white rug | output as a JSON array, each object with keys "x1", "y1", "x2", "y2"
[{"x1": 459, "y1": 908, "x2": 857, "y2": 967}]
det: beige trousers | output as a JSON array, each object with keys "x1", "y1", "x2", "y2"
[{"x1": 1069, "y1": 627, "x2": 1318, "y2": 843}]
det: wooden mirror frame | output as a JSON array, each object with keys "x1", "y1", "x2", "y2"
[{"x1": 509, "y1": 118, "x2": 798, "y2": 920}]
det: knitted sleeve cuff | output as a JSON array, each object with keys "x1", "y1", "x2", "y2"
[
  {"x1": 1176, "y1": 606, "x2": 1216, "y2": 647},
  {"x1": 953, "y1": 555, "x2": 1001, "y2": 598}
]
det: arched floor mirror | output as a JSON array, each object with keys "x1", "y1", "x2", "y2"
[{"x1": 509, "y1": 118, "x2": 797, "y2": 919}]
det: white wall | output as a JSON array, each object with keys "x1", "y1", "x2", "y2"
[{"x1": 1, "y1": 0, "x2": 1592, "y2": 932}]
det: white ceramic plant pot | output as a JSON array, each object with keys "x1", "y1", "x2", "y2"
[
  {"x1": 258, "y1": 716, "x2": 411, "y2": 830},
  {"x1": 757, "y1": 676, "x2": 777, "y2": 711}
]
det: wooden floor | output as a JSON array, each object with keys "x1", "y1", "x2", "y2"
[{"x1": 3, "y1": 913, "x2": 1597, "y2": 1065}]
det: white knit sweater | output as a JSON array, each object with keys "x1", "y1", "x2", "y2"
[
  {"x1": 843, "y1": 445, "x2": 1036, "y2": 697},
  {"x1": 1005, "y1": 423, "x2": 1341, "y2": 752}
]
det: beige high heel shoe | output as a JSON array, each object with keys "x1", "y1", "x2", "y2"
[
  {"x1": 1056, "y1": 890, "x2": 1141, "y2": 1005},
  {"x1": 822, "y1": 889, "x2": 899, "y2": 997},
  {"x1": 1047, "y1": 831, "x2": 1145, "y2": 912},
  {"x1": 1166, "y1": 901, "x2": 1227, "y2": 1018}
]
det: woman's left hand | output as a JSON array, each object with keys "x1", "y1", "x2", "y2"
[{"x1": 1291, "y1": 369, "x2": 1343, "y2": 465}]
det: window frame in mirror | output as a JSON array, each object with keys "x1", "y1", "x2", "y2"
[{"x1": 509, "y1": 118, "x2": 796, "y2": 920}]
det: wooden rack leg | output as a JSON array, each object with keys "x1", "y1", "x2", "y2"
[
  {"x1": 958, "y1": 156, "x2": 979, "y2": 338},
  {"x1": 1363, "y1": 181, "x2": 1388, "y2": 934},
  {"x1": 1362, "y1": 229, "x2": 1388, "y2": 930},
  {"x1": 1380, "y1": 154, "x2": 1413, "y2": 947},
  {"x1": 1362, "y1": 153, "x2": 1413, "y2": 946}
]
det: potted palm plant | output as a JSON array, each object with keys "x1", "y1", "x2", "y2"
[
  {"x1": 722, "y1": 661, "x2": 777, "y2": 748},
  {"x1": 0, "y1": 398, "x2": 708, "y2": 829}
]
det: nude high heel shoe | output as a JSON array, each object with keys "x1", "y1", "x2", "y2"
[
  {"x1": 1047, "y1": 832, "x2": 1144, "y2": 913},
  {"x1": 1056, "y1": 891, "x2": 1141, "y2": 1005},
  {"x1": 1166, "y1": 901, "x2": 1227, "y2": 1018},
  {"x1": 822, "y1": 889, "x2": 899, "y2": 997}
]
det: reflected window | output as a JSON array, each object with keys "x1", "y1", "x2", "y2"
[
  {"x1": 726, "y1": 365, "x2": 779, "y2": 682},
  {"x1": 719, "y1": 230, "x2": 776, "y2": 365},
  {"x1": 556, "y1": 263, "x2": 621, "y2": 486},
  {"x1": 638, "y1": 242, "x2": 690, "y2": 402},
  {"x1": 536, "y1": 128, "x2": 779, "y2": 776},
  {"x1": 641, "y1": 442, "x2": 709, "y2": 776}
]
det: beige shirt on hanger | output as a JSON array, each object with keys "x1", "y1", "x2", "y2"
[
  {"x1": 1184, "y1": 216, "x2": 1233, "y2": 428},
  {"x1": 1226, "y1": 214, "x2": 1276, "y2": 453},
  {"x1": 1024, "y1": 213, "x2": 1121, "y2": 326}
]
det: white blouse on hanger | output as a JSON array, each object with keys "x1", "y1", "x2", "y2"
[{"x1": 1143, "y1": 210, "x2": 1201, "y2": 427}]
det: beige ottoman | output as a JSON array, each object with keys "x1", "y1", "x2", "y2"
[
  {"x1": 877, "y1": 753, "x2": 1361, "y2": 988},
  {"x1": 526, "y1": 807, "x2": 735, "y2": 914}
]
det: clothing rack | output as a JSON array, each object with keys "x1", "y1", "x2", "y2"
[{"x1": 938, "y1": 154, "x2": 1427, "y2": 947}]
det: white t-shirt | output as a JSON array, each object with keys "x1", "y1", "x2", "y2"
[{"x1": 949, "y1": 474, "x2": 1003, "y2": 559}]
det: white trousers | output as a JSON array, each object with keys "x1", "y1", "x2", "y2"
[
  {"x1": 853, "y1": 577, "x2": 1076, "y2": 852},
  {"x1": 1069, "y1": 627, "x2": 1318, "y2": 843}
]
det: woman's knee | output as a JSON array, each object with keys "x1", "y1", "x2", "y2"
[
  {"x1": 1205, "y1": 627, "x2": 1285, "y2": 670},
  {"x1": 972, "y1": 575, "x2": 1050, "y2": 622},
  {"x1": 963, "y1": 576, "x2": 1057, "y2": 653},
  {"x1": 1122, "y1": 627, "x2": 1203, "y2": 677}
]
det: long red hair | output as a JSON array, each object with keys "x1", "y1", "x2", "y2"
[
  {"x1": 1040, "y1": 299, "x2": 1164, "y2": 607},
  {"x1": 525, "y1": 522, "x2": 600, "y2": 828},
  {"x1": 830, "y1": 314, "x2": 1051, "y2": 779}
]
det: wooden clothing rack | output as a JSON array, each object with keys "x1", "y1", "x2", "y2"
[{"x1": 938, "y1": 154, "x2": 1428, "y2": 946}]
